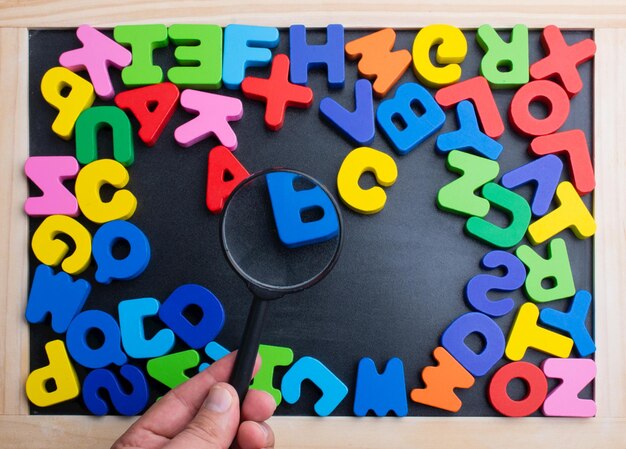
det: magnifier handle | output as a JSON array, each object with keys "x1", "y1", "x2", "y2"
[{"x1": 230, "y1": 296, "x2": 269, "y2": 404}]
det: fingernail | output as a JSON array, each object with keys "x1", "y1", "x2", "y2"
[
  {"x1": 257, "y1": 422, "x2": 268, "y2": 437},
  {"x1": 204, "y1": 385, "x2": 232, "y2": 413}
]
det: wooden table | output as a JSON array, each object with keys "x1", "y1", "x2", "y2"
[{"x1": 1, "y1": 1, "x2": 625, "y2": 447}]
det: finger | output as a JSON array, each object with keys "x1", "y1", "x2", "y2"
[
  {"x1": 118, "y1": 352, "x2": 262, "y2": 443},
  {"x1": 236, "y1": 421, "x2": 275, "y2": 449},
  {"x1": 166, "y1": 383, "x2": 240, "y2": 449},
  {"x1": 241, "y1": 389, "x2": 277, "y2": 422}
]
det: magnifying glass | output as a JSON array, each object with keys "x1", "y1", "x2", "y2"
[{"x1": 219, "y1": 168, "x2": 344, "y2": 403}]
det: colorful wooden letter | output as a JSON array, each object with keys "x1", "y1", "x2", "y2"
[
  {"x1": 476, "y1": 24, "x2": 529, "y2": 88},
  {"x1": 119, "y1": 297, "x2": 175, "y2": 359},
  {"x1": 114, "y1": 24, "x2": 169, "y2": 86},
  {"x1": 250, "y1": 344, "x2": 294, "y2": 405},
  {"x1": 82, "y1": 365, "x2": 149, "y2": 415},
  {"x1": 147, "y1": 349, "x2": 200, "y2": 389},
  {"x1": 541, "y1": 358, "x2": 596, "y2": 417},
  {"x1": 75, "y1": 106, "x2": 135, "y2": 166},
  {"x1": 488, "y1": 361, "x2": 547, "y2": 417},
  {"x1": 509, "y1": 80, "x2": 570, "y2": 137},
  {"x1": 412, "y1": 24, "x2": 467, "y2": 88},
  {"x1": 24, "y1": 156, "x2": 80, "y2": 217},
  {"x1": 289, "y1": 24, "x2": 345, "y2": 88},
  {"x1": 353, "y1": 357, "x2": 408, "y2": 416},
  {"x1": 206, "y1": 145, "x2": 250, "y2": 214},
  {"x1": 66, "y1": 310, "x2": 127, "y2": 368}
]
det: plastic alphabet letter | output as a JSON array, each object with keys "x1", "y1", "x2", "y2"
[
  {"x1": 345, "y1": 28, "x2": 412, "y2": 97},
  {"x1": 319, "y1": 79, "x2": 375, "y2": 145},
  {"x1": 437, "y1": 151, "x2": 500, "y2": 217},
  {"x1": 114, "y1": 24, "x2": 169, "y2": 86},
  {"x1": 147, "y1": 349, "x2": 200, "y2": 389},
  {"x1": 505, "y1": 303, "x2": 573, "y2": 361},
  {"x1": 114, "y1": 82, "x2": 180, "y2": 147},
  {"x1": 376, "y1": 82, "x2": 445, "y2": 155},
  {"x1": 158, "y1": 284, "x2": 226, "y2": 349},
  {"x1": 541, "y1": 358, "x2": 596, "y2": 417},
  {"x1": 31, "y1": 214, "x2": 92, "y2": 275},
  {"x1": 289, "y1": 24, "x2": 345, "y2": 88},
  {"x1": 92, "y1": 220, "x2": 151, "y2": 284},
  {"x1": 354, "y1": 357, "x2": 408, "y2": 416},
  {"x1": 25, "y1": 340, "x2": 80, "y2": 407},
  {"x1": 465, "y1": 250, "x2": 526, "y2": 317},
  {"x1": 59, "y1": 25, "x2": 132, "y2": 100},
  {"x1": 266, "y1": 171, "x2": 339, "y2": 248},
  {"x1": 75, "y1": 159, "x2": 137, "y2": 223},
  {"x1": 410, "y1": 346, "x2": 475, "y2": 412},
  {"x1": 509, "y1": 80, "x2": 570, "y2": 137},
  {"x1": 206, "y1": 145, "x2": 250, "y2": 213},
  {"x1": 250, "y1": 344, "x2": 294, "y2": 405},
  {"x1": 24, "y1": 156, "x2": 80, "y2": 217},
  {"x1": 281, "y1": 356, "x2": 348, "y2": 416},
  {"x1": 336, "y1": 146, "x2": 398, "y2": 214},
  {"x1": 26, "y1": 264, "x2": 91, "y2": 334},
  {"x1": 119, "y1": 297, "x2": 175, "y2": 359},
  {"x1": 82, "y1": 365, "x2": 149, "y2": 416},
  {"x1": 441, "y1": 312, "x2": 505, "y2": 377},
  {"x1": 75, "y1": 106, "x2": 135, "y2": 166},
  {"x1": 476, "y1": 24, "x2": 529, "y2": 88},
  {"x1": 516, "y1": 238, "x2": 576, "y2": 303},
  {"x1": 66, "y1": 310, "x2": 127, "y2": 369},
  {"x1": 223, "y1": 24, "x2": 280, "y2": 90},
  {"x1": 540, "y1": 290, "x2": 595, "y2": 357},
  {"x1": 174, "y1": 89, "x2": 243, "y2": 150},
  {"x1": 41, "y1": 66, "x2": 96, "y2": 140},
  {"x1": 412, "y1": 24, "x2": 467, "y2": 88},
  {"x1": 488, "y1": 361, "x2": 548, "y2": 417},
  {"x1": 436, "y1": 101, "x2": 503, "y2": 160}
]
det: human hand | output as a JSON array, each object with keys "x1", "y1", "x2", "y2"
[{"x1": 112, "y1": 351, "x2": 276, "y2": 449}]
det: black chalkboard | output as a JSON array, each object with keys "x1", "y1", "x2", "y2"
[{"x1": 27, "y1": 28, "x2": 594, "y2": 416}]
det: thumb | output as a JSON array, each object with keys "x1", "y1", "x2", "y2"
[{"x1": 167, "y1": 383, "x2": 240, "y2": 449}]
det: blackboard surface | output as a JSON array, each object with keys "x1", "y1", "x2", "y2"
[{"x1": 27, "y1": 28, "x2": 594, "y2": 416}]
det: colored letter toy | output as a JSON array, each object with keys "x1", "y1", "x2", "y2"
[
  {"x1": 354, "y1": 357, "x2": 408, "y2": 416},
  {"x1": 75, "y1": 159, "x2": 137, "y2": 224},
  {"x1": 281, "y1": 356, "x2": 348, "y2": 416},
  {"x1": 505, "y1": 303, "x2": 573, "y2": 361},
  {"x1": 26, "y1": 340, "x2": 80, "y2": 407},
  {"x1": 465, "y1": 250, "x2": 525, "y2": 317},
  {"x1": 435, "y1": 76, "x2": 504, "y2": 139},
  {"x1": 289, "y1": 24, "x2": 345, "y2": 88},
  {"x1": 441, "y1": 312, "x2": 505, "y2": 377},
  {"x1": 319, "y1": 79, "x2": 375, "y2": 145},
  {"x1": 542, "y1": 358, "x2": 596, "y2": 417},
  {"x1": 167, "y1": 24, "x2": 223, "y2": 89},
  {"x1": 345, "y1": 28, "x2": 412, "y2": 97},
  {"x1": 147, "y1": 349, "x2": 200, "y2": 389},
  {"x1": 75, "y1": 106, "x2": 135, "y2": 166},
  {"x1": 436, "y1": 101, "x2": 503, "y2": 160},
  {"x1": 242, "y1": 54, "x2": 313, "y2": 131},
  {"x1": 488, "y1": 361, "x2": 547, "y2": 417},
  {"x1": 114, "y1": 24, "x2": 169, "y2": 86},
  {"x1": 250, "y1": 344, "x2": 294, "y2": 405},
  {"x1": 410, "y1": 346, "x2": 475, "y2": 413},
  {"x1": 527, "y1": 181, "x2": 596, "y2": 245},
  {"x1": 82, "y1": 365, "x2": 149, "y2": 415},
  {"x1": 66, "y1": 310, "x2": 127, "y2": 369},
  {"x1": 199, "y1": 341, "x2": 230, "y2": 372},
  {"x1": 26, "y1": 264, "x2": 90, "y2": 334},
  {"x1": 412, "y1": 24, "x2": 467, "y2": 88},
  {"x1": 376, "y1": 82, "x2": 445, "y2": 155},
  {"x1": 206, "y1": 145, "x2": 250, "y2": 214},
  {"x1": 223, "y1": 24, "x2": 280, "y2": 90},
  {"x1": 24, "y1": 156, "x2": 80, "y2": 217},
  {"x1": 92, "y1": 220, "x2": 151, "y2": 284},
  {"x1": 501, "y1": 155, "x2": 563, "y2": 217},
  {"x1": 437, "y1": 151, "x2": 500, "y2": 217},
  {"x1": 59, "y1": 25, "x2": 132, "y2": 100},
  {"x1": 174, "y1": 89, "x2": 243, "y2": 150},
  {"x1": 119, "y1": 297, "x2": 175, "y2": 359},
  {"x1": 540, "y1": 290, "x2": 595, "y2": 357},
  {"x1": 336, "y1": 146, "x2": 398, "y2": 214},
  {"x1": 476, "y1": 25, "x2": 529, "y2": 88},
  {"x1": 266, "y1": 171, "x2": 339, "y2": 248},
  {"x1": 509, "y1": 80, "x2": 570, "y2": 137},
  {"x1": 40, "y1": 66, "x2": 95, "y2": 140},
  {"x1": 465, "y1": 182, "x2": 531, "y2": 248},
  {"x1": 529, "y1": 130, "x2": 594, "y2": 195},
  {"x1": 158, "y1": 284, "x2": 226, "y2": 349},
  {"x1": 530, "y1": 25, "x2": 596, "y2": 97},
  {"x1": 114, "y1": 82, "x2": 180, "y2": 147},
  {"x1": 516, "y1": 238, "x2": 576, "y2": 303},
  {"x1": 31, "y1": 214, "x2": 92, "y2": 275}
]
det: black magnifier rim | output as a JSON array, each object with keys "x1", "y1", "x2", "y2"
[{"x1": 219, "y1": 167, "x2": 344, "y2": 298}]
